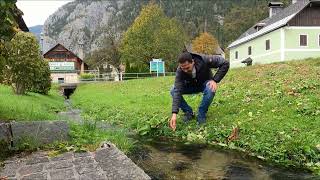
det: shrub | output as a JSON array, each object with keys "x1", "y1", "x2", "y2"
[
  {"x1": 80, "y1": 73, "x2": 95, "y2": 80},
  {"x1": 4, "y1": 32, "x2": 51, "y2": 94},
  {"x1": 0, "y1": 42, "x2": 6, "y2": 83},
  {"x1": 30, "y1": 60, "x2": 52, "y2": 95}
]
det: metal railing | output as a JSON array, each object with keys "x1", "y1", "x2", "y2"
[
  {"x1": 78, "y1": 72, "x2": 176, "y2": 82},
  {"x1": 50, "y1": 69, "x2": 175, "y2": 83}
]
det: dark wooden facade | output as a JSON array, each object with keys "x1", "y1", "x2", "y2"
[
  {"x1": 43, "y1": 44, "x2": 88, "y2": 72},
  {"x1": 288, "y1": 4, "x2": 320, "y2": 26},
  {"x1": 13, "y1": 5, "x2": 29, "y2": 32}
]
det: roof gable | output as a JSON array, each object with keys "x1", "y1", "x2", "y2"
[
  {"x1": 228, "y1": 0, "x2": 310, "y2": 48},
  {"x1": 43, "y1": 43, "x2": 84, "y2": 63},
  {"x1": 47, "y1": 44, "x2": 69, "y2": 52}
]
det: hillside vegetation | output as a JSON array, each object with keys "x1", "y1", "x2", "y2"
[{"x1": 71, "y1": 59, "x2": 320, "y2": 174}]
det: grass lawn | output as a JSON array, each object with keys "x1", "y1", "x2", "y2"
[
  {"x1": 0, "y1": 84, "x2": 66, "y2": 121},
  {"x1": 71, "y1": 58, "x2": 320, "y2": 174}
]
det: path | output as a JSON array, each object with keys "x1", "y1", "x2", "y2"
[{"x1": 0, "y1": 143, "x2": 150, "y2": 180}]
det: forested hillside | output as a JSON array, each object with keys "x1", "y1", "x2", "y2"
[{"x1": 43, "y1": 0, "x2": 292, "y2": 55}]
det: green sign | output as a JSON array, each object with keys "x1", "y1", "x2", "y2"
[
  {"x1": 49, "y1": 62, "x2": 75, "y2": 71},
  {"x1": 150, "y1": 59, "x2": 165, "y2": 73}
]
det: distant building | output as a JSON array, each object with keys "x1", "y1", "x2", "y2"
[
  {"x1": 43, "y1": 43, "x2": 88, "y2": 83},
  {"x1": 228, "y1": 0, "x2": 320, "y2": 68},
  {"x1": 14, "y1": 5, "x2": 29, "y2": 32}
]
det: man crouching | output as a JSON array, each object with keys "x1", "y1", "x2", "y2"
[{"x1": 170, "y1": 52, "x2": 229, "y2": 131}]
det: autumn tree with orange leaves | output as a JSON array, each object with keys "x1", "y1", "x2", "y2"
[{"x1": 191, "y1": 32, "x2": 219, "y2": 55}]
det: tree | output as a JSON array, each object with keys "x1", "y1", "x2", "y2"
[
  {"x1": 85, "y1": 29, "x2": 121, "y2": 73},
  {"x1": 120, "y1": 2, "x2": 187, "y2": 72},
  {"x1": 223, "y1": 5, "x2": 268, "y2": 47},
  {"x1": 0, "y1": 0, "x2": 20, "y2": 42},
  {"x1": 0, "y1": 0, "x2": 20, "y2": 82},
  {"x1": 0, "y1": 43, "x2": 7, "y2": 83},
  {"x1": 5, "y1": 32, "x2": 51, "y2": 95},
  {"x1": 192, "y1": 32, "x2": 219, "y2": 55}
]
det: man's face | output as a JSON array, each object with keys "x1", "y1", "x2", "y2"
[{"x1": 179, "y1": 60, "x2": 194, "y2": 74}]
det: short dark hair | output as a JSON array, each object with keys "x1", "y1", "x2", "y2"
[{"x1": 178, "y1": 52, "x2": 193, "y2": 64}]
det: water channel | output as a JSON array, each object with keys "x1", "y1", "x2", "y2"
[
  {"x1": 129, "y1": 139, "x2": 315, "y2": 180},
  {"x1": 61, "y1": 87, "x2": 316, "y2": 180}
]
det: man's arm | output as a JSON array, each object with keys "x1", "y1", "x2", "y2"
[
  {"x1": 203, "y1": 55, "x2": 230, "y2": 83},
  {"x1": 172, "y1": 70, "x2": 183, "y2": 114},
  {"x1": 170, "y1": 70, "x2": 183, "y2": 131}
]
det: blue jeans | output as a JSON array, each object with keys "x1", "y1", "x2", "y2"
[{"x1": 170, "y1": 81, "x2": 215, "y2": 123}]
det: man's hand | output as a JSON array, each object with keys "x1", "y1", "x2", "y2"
[
  {"x1": 170, "y1": 113, "x2": 177, "y2": 131},
  {"x1": 207, "y1": 80, "x2": 218, "y2": 92}
]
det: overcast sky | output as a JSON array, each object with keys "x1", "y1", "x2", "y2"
[{"x1": 16, "y1": 0, "x2": 73, "y2": 27}]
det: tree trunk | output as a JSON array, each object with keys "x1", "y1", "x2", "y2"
[{"x1": 12, "y1": 82, "x2": 25, "y2": 95}]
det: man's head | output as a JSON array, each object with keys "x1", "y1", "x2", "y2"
[{"x1": 178, "y1": 52, "x2": 194, "y2": 73}]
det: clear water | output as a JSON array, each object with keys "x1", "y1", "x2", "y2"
[
  {"x1": 130, "y1": 140, "x2": 316, "y2": 180},
  {"x1": 63, "y1": 99, "x2": 317, "y2": 180}
]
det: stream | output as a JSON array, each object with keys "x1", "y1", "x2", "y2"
[
  {"x1": 129, "y1": 140, "x2": 315, "y2": 179},
  {"x1": 61, "y1": 95, "x2": 315, "y2": 180}
]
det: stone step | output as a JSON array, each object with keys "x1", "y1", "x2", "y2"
[
  {"x1": 0, "y1": 121, "x2": 69, "y2": 147},
  {"x1": 0, "y1": 142, "x2": 150, "y2": 180}
]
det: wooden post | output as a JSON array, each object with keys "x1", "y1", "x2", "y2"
[{"x1": 80, "y1": 62, "x2": 84, "y2": 74}]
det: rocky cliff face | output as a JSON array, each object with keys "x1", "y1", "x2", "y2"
[
  {"x1": 42, "y1": 0, "x2": 125, "y2": 59},
  {"x1": 42, "y1": 0, "x2": 232, "y2": 60}
]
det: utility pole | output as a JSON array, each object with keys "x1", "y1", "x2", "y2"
[
  {"x1": 78, "y1": 42, "x2": 84, "y2": 74},
  {"x1": 204, "y1": 18, "x2": 207, "y2": 33},
  {"x1": 40, "y1": 32, "x2": 44, "y2": 56}
]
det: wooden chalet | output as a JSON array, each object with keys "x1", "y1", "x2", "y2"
[
  {"x1": 43, "y1": 43, "x2": 88, "y2": 73},
  {"x1": 43, "y1": 43, "x2": 88, "y2": 83}
]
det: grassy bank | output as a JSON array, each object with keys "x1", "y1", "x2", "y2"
[
  {"x1": 71, "y1": 59, "x2": 320, "y2": 174},
  {"x1": 0, "y1": 84, "x2": 66, "y2": 121}
]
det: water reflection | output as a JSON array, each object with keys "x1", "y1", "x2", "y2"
[{"x1": 129, "y1": 140, "x2": 316, "y2": 180}]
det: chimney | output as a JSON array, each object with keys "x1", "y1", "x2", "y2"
[{"x1": 268, "y1": 2, "x2": 284, "y2": 18}]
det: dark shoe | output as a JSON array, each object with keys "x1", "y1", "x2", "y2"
[
  {"x1": 183, "y1": 112, "x2": 195, "y2": 123},
  {"x1": 197, "y1": 117, "x2": 206, "y2": 127}
]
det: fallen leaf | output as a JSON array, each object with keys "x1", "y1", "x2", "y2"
[{"x1": 228, "y1": 127, "x2": 240, "y2": 143}]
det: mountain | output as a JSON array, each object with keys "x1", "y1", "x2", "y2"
[
  {"x1": 42, "y1": 0, "x2": 291, "y2": 60},
  {"x1": 29, "y1": 25, "x2": 43, "y2": 41},
  {"x1": 42, "y1": 0, "x2": 229, "y2": 59},
  {"x1": 42, "y1": 0, "x2": 126, "y2": 59}
]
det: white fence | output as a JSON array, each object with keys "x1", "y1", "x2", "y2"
[
  {"x1": 50, "y1": 70, "x2": 175, "y2": 83},
  {"x1": 78, "y1": 71, "x2": 175, "y2": 82}
]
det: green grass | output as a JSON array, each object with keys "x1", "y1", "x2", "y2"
[
  {"x1": 0, "y1": 84, "x2": 66, "y2": 121},
  {"x1": 69, "y1": 121, "x2": 134, "y2": 153},
  {"x1": 71, "y1": 58, "x2": 320, "y2": 174}
]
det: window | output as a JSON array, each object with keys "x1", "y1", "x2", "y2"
[
  {"x1": 58, "y1": 78, "x2": 64, "y2": 84},
  {"x1": 300, "y1": 35, "x2": 307, "y2": 46},
  {"x1": 266, "y1": 40, "x2": 270, "y2": 50},
  {"x1": 235, "y1": 51, "x2": 238, "y2": 59},
  {"x1": 248, "y1": 46, "x2": 252, "y2": 55}
]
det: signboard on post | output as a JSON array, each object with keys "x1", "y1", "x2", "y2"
[
  {"x1": 150, "y1": 59, "x2": 165, "y2": 77},
  {"x1": 49, "y1": 62, "x2": 75, "y2": 71}
]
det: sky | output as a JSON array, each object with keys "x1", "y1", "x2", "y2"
[{"x1": 16, "y1": 0, "x2": 73, "y2": 27}]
